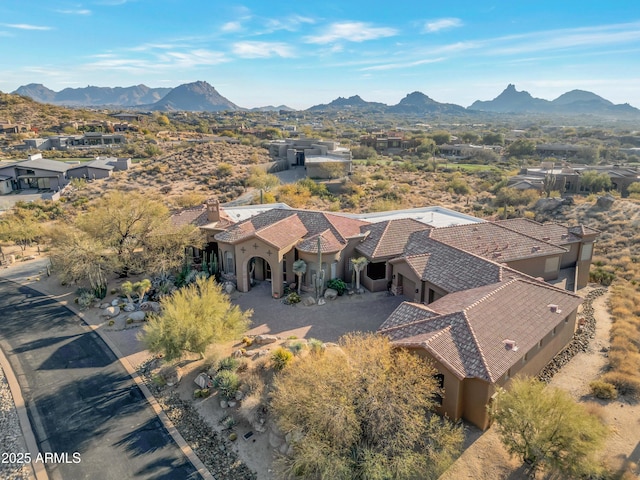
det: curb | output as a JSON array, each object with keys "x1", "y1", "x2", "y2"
[
  {"x1": 0, "y1": 347, "x2": 48, "y2": 480},
  {"x1": 0, "y1": 271, "x2": 214, "y2": 480}
]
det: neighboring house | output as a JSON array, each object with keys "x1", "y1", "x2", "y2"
[
  {"x1": 21, "y1": 133, "x2": 126, "y2": 151},
  {"x1": 268, "y1": 138, "x2": 352, "y2": 170},
  {"x1": 0, "y1": 154, "x2": 72, "y2": 192},
  {"x1": 360, "y1": 132, "x2": 418, "y2": 155},
  {"x1": 510, "y1": 162, "x2": 640, "y2": 196},
  {"x1": 67, "y1": 156, "x2": 131, "y2": 180},
  {"x1": 379, "y1": 277, "x2": 583, "y2": 429},
  {"x1": 438, "y1": 143, "x2": 502, "y2": 159}
]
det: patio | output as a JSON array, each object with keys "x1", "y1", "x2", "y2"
[{"x1": 231, "y1": 280, "x2": 405, "y2": 342}]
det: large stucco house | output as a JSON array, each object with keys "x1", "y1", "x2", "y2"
[{"x1": 173, "y1": 199, "x2": 598, "y2": 428}]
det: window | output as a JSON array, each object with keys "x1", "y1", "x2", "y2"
[
  {"x1": 224, "y1": 251, "x2": 234, "y2": 274},
  {"x1": 366, "y1": 261, "x2": 386, "y2": 280},
  {"x1": 581, "y1": 243, "x2": 593, "y2": 261},
  {"x1": 544, "y1": 257, "x2": 560, "y2": 273}
]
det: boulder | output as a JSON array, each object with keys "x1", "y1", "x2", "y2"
[
  {"x1": 596, "y1": 194, "x2": 615, "y2": 209},
  {"x1": 102, "y1": 306, "x2": 120, "y2": 318},
  {"x1": 228, "y1": 400, "x2": 237, "y2": 408},
  {"x1": 235, "y1": 390, "x2": 244, "y2": 401},
  {"x1": 140, "y1": 301, "x2": 161, "y2": 313},
  {"x1": 302, "y1": 296, "x2": 316, "y2": 306},
  {"x1": 194, "y1": 373, "x2": 212, "y2": 389},
  {"x1": 534, "y1": 197, "x2": 564, "y2": 212},
  {"x1": 324, "y1": 288, "x2": 338, "y2": 300},
  {"x1": 269, "y1": 431, "x2": 285, "y2": 449},
  {"x1": 111, "y1": 299, "x2": 120, "y2": 306},
  {"x1": 223, "y1": 281, "x2": 236, "y2": 294},
  {"x1": 159, "y1": 365, "x2": 182, "y2": 386},
  {"x1": 127, "y1": 311, "x2": 146, "y2": 322},
  {"x1": 255, "y1": 334, "x2": 278, "y2": 345},
  {"x1": 317, "y1": 298, "x2": 326, "y2": 306},
  {"x1": 99, "y1": 302, "x2": 110, "y2": 309},
  {"x1": 220, "y1": 399, "x2": 228, "y2": 409},
  {"x1": 123, "y1": 303, "x2": 136, "y2": 312}
]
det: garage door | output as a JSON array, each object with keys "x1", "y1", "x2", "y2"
[{"x1": 402, "y1": 277, "x2": 416, "y2": 301}]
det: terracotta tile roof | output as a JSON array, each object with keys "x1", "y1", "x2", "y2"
[
  {"x1": 255, "y1": 215, "x2": 308, "y2": 249},
  {"x1": 356, "y1": 218, "x2": 432, "y2": 259},
  {"x1": 429, "y1": 222, "x2": 567, "y2": 262},
  {"x1": 170, "y1": 206, "x2": 209, "y2": 228},
  {"x1": 297, "y1": 229, "x2": 343, "y2": 253},
  {"x1": 394, "y1": 233, "x2": 510, "y2": 292},
  {"x1": 214, "y1": 208, "x2": 368, "y2": 252},
  {"x1": 495, "y1": 218, "x2": 599, "y2": 245},
  {"x1": 380, "y1": 278, "x2": 583, "y2": 382}
]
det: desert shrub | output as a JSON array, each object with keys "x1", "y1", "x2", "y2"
[
  {"x1": 218, "y1": 356, "x2": 239, "y2": 372},
  {"x1": 221, "y1": 415, "x2": 237, "y2": 429},
  {"x1": 238, "y1": 391, "x2": 262, "y2": 426},
  {"x1": 285, "y1": 292, "x2": 301, "y2": 304},
  {"x1": 589, "y1": 266, "x2": 615, "y2": 286},
  {"x1": 308, "y1": 338, "x2": 325, "y2": 355},
  {"x1": 213, "y1": 370, "x2": 241, "y2": 399},
  {"x1": 77, "y1": 291, "x2": 95, "y2": 310},
  {"x1": 327, "y1": 278, "x2": 347, "y2": 295},
  {"x1": 271, "y1": 347, "x2": 294, "y2": 371},
  {"x1": 242, "y1": 336, "x2": 253, "y2": 347},
  {"x1": 288, "y1": 341, "x2": 305, "y2": 355},
  {"x1": 236, "y1": 358, "x2": 249, "y2": 373},
  {"x1": 194, "y1": 388, "x2": 211, "y2": 398},
  {"x1": 601, "y1": 372, "x2": 640, "y2": 399},
  {"x1": 240, "y1": 372, "x2": 266, "y2": 395},
  {"x1": 589, "y1": 380, "x2": 618, "y2": 400},
  {"x1": 174, "y1": 193, "x2": 207, "y2": 208}
]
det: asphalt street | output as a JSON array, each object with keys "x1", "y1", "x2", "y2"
[{"x1": 0, "y1": 278, "x2": 201, "y2": 480}]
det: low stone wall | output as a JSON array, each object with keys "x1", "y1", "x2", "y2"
[{"x1": 537, "y1": 288, "x2": 607, "y2": 383}]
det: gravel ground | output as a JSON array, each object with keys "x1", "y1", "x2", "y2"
[{"x1": 0, "y1": 366, "x2": 31, "y2": 480}]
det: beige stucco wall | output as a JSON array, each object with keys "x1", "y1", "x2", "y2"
[{"x1": 506, "y1": 253, "x2": 561, "y2": 281}]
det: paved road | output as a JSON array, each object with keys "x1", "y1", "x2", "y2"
[{"x1": 0, "y1": 278, "x2": 201, "y2": 480}]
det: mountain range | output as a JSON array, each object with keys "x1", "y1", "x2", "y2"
[{"x1": 10, "y1": 81, "x2": 640, "y2": 118}]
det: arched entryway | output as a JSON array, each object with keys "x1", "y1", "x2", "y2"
[{"x1": 241, "y1": 255, "x2": 281, "y2": 298}]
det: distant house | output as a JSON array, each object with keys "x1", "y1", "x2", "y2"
[
  {"x1": 66, "y1": 156, "x2": 131, "y2": 180},
  {"x1": 438, "y1": 143, "x2": 502, "y2": 159},
  {"x1": 21, "y1": 133, "x2": 126, "y2": 151},
  {"x1": 509, "y1": 163, "x2": 640, "y2": 196},
  {"x1": 268, "y1": 138, "x2": 352, "y2": 176},
  {"x1": 360, "y1": 132, "x2": 418, "y2": 155}
]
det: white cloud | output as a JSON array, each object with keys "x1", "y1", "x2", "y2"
[
  {"x1": 2, "y1": 23, "x2": 52, "y2": 31},
  {"x1": 222, "y1": 21, "x2": 242, "y2": 33},
  {"x1": 84, "y1": 48, "x2": 228, "y2": 73},
  {"x1": 305, "y1": 22, "x2": 397, "y2": 44},
  {"x1": 264, "y1": 14, "x2": 315, "y2": 33},
  {"x1": 57, "y1": 9, "x2": 91, "y2": 15},
  {"x1": 232, "y1": 41, "x2": 295, "y2": 58},
  {"x1": 360, "y1": 57, "x2": 445, "y2": 71},
  {"x1": 423, "y1": 18, "x2": 463, "y2": 33},
  {"x1": 160, "y1": 49, "x2": 228, "y2": 67}
]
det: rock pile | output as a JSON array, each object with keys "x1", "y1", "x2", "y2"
[
  {"x1": 0, "y1": 367, "x2": 30, "y2": 480},
  {"x1": 537, "y1": 288, "x2": 607, "y2": 383},
  {"x1": 140, "y1": 360, "x2": 257, "y2": 480}
]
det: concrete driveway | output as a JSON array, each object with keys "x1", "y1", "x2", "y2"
[{"x1": 232, "y1": 280, "x2": 405, "y2": 342}]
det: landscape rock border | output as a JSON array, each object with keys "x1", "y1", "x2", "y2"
[{"x1": 537, "y1": 288, "x2": 607, "y2": 383}]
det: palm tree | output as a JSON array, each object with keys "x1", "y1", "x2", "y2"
[
  {"x1": 351, "y1": 257, "x2": 369, "y2": 294},
  {"x1": 292, "y1": 259, "x2": 307, "y2": 295}
]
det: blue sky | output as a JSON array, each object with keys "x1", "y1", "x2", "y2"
[{"x1": 1, "y1": 1, "x2": 639, "y2": 109}]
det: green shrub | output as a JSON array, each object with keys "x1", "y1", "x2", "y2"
[
  {"x1": 308, "y1": 338, "x2": 325, "y2": 355},
  {"x1": 288, "y1": 341, "x2": 305, "y2": 355},
  {"x1": 601, "y1": 372, "x2": 640, "y2": 399},
  {"x1": 218, "y1": 356, "x2": 239, "y2": 372},
  {"x1": 589, "y1": 380, "x2": 618, "y2": 399},
  {"x1": 77, "y1": 291, "x2": 95, "y2": 310},
  {"x1": 589, "y1": 267, "x2": 615, "y2": 286},
  {"x1": 152, "y1": 374, "x2": 167, "y2": 387},
  {"x1": 108, "y1": 319, "x2": 115, "y2": 326},
  {"x1": 214, "y1": 370, "x2": 240, "y2": 399},
  {"x1": 228, "y1": 432, "x2": 238, "y2": 441},
  {"x1": 286, "y1": 292, "x2": 301, "y2": 304},
  {"x1": 327, "y1": 278, "x2": 347, "y2": 295},
  {"x1": 271, "y1": 347, "x2": 294, "y2": 371},
  {"x1": 194, "y1": 388, "x2": 211, "y2": 398}
]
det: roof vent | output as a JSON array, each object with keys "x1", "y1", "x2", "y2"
[
  {"x1": 561, "y1": 233, "x2": 569, "y2": 239},
  {"x1": 532, "y1": 245, "x2": 541, "y2": 252},
  {"x1": 542, "y1": 236, "x2": 551, "y2": 241},
  {"x1": 503, "y1": 339, "x2": 519, "y2": 351},
  {"x1": 548, "y1": 304, "x2": 562, "y2": 314}
]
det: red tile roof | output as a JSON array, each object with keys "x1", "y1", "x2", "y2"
[
  {"x1": 356, "y1": 218, "x2": 432, "y2": 259},
  {"x1": 429, "y1": 222, "x2": 567, "y2": 262},
  {"x1": 380, "y1": 278, "x2": 583, "y2": 382},
  {"x1": 214, "y1": 208, "x2": 369, "y2": 253}
]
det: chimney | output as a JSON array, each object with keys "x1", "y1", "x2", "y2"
[{"x1": 206, "y1": 198, "x2": 220, "y2": 223}]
